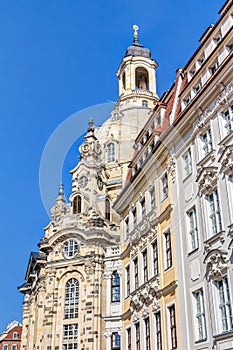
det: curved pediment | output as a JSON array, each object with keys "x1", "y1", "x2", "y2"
[
  {"x1": 204, "y1": 248, "x2": 229, "y2": 281},
  {"x1": 196, "y1": 166, "x2": 218, "y2": 195}
]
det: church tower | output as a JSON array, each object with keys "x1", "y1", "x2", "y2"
[{"x1": 19, "y1": 27, "x2": 158, "y2": 350}]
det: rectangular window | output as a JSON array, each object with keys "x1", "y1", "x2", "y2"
[
  {"x1": 193, "y1": 289, "x2": 207, "y2": 341},
  {"x1": 223, "y1": 105, "x2": 233, "y2": 134},
  {"x1": 184, "y1": 94, "x2": 192, "y2": 106},
  {"x1": 142, "y1": 249, "x2": 148, "y2": 283},
  {"x1": 207, "y1": 190, "x2": 222, "y2": 236},
  {"x1": 134, "y1": 257, "x2": 139, "y2": 289},
  {"x1": 161, "y1": 173, "x2": 168, "y2": 201},
  {"x1": 164, "y1": 230, "x2": 172, "y2": 269},
  {"x1": 125, "y1": 265, "x2": 130, "y2": 297},
  {"x1": 127, "y1": 328, "x2": 131, "y2": 350},
  {"x1": 132, "y1": 208, "x2": 137, "y2": 228},
  {"x1": 210, "y1": 60, "x2": 219, "y2": 75},
  {"x1": 169, "y1": 305, "x2": 177, "y2": 349},
  {"x1": 149, "y1": 187, "x2": 155, "y2": 210},
  {"x1": 187, "y1": 207, "x2": 199, "y2": 251},
  {"x1": 216, "y1": 277, "x2": 233, "y2": 332},
  {"x1": 135, "y1": 322, "x2": 140, "y2": 350},
  {"x1": 201, "y1": 129, "x2": 213, "y2": 156},
  {"x1": 145, "y1": 317, "x2": 150, "y2": 350},
  {"x1": 152, "y1": 240, "x2": 159, "y2": 275},
  {"x1": 141, "y1": 197, "x2": 146, "y2": 219},
  {"x1": 155, "y1": 312, "x2": 162, "y2": 350},
  {"x1": 193, "y1": 82, "x2": 202, "y2": 94},
  {"x1": 111, "y1": 332, "x2": 120, "y2": 350},
  {"x1": 63, "y1": 324, "x2": 78, "y2": 350},
  {"x1": 183, "y1": 148, "x2": 192, "y2": 177}
]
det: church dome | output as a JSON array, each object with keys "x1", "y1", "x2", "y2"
[{"x1": 124, "y1": 42, "x2": 152, "y2": 58}]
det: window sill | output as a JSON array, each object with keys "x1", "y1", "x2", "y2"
[
  {"x1": 183, "y1": 172, "x2": 193, "y2": 182},
  {"x1": 164, "y1": 266, "x2": 173, "y2": 273},
  {"x1": 197, "y1": 149, "x2": 216, "y2": 167},
  {"x1": 213, "y1": 329, "x2": 233, "y2": 340},
  {"x1": 187, "y1": 247, "x2": 199, "y2": 256},
  {"x1": 195, "y1": 337, "x2": 207, "y2": 344},
  {"x1": 204, "y1": 230, "x2": 226, "y2": 248}
]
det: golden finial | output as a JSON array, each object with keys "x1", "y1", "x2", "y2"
[{"x1": 133, "y1": 24, "x2": 139, "y2": 43}]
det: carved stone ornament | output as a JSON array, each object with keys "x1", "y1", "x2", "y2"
[
  {"x1": 167, "y1": 156, "x2": 176, "y2": 183},
  {"x1": 204, "y1": 249, "x2": 229, "y2": 281},
  {"x1": 219, "y1": 145, "x2": 233, "y2": 176},
  {"x1": 196, "y1": 166, "x2": 218, "y2": 195},
  {"x1": 152, "y1": 297, "x2": 160, "y2": 312},
  {"x1": 141, "y1": 304, "x2": 149, "y2": 319},
  {"x1": 102, "y1": 271, "x2": 112, "y2": 280}
]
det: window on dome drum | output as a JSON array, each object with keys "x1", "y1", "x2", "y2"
[
  {"x1": 107, "y1": 142, "x2": 115, "y2": 162},
  {"x1": 105, "y1": 198, "x2": 110, "y2": 221},
  {"x1": 134, "y1": 257, "x2": 139, "y2": 289},
  {"x1": 161, "y1": 173, "x2": 168, "y2": 201},
  {"x1": 152, "y1": 239, "x2": 159, "y2": 275},
  {"x1": 200, "y1": 128, "x2": 213, "y2": 157},
  {"x1": 187, "y1": 207, "x2": 199, "y2": 251},
  {"x1": 122, "y1": 71, "x2": 126, "y2": 89},
  {"x1": 216, "y1": 277, "x2": 233, "y2": 332},
  {"x1": 183, "y1": 148, "x2": 192, "y2": 177},
  {"x1": 207, "y1": 190, "x2": 222, "y2": 236},
  {"x1": 127, "y1": 327, "x2": 131, "y2": 350},
  {"x1": 64, "y1": 278, "x2": 79, "y2": 319},
  {"x1": 135, "y1": 67, "x2": 149, "y2": 90},
  {"x1": 193, "y1": 289, "x2": 207, "y2": 341},
  {"x1": 111, "y1": 332, "x2": 121, "y2": 350},
  {"x1": 223, "y1": 105, "x2": 233, "y2": 134},
  {"x1": 142, "y1": 100, "x2": 148, "y2": 107},
  {"x1": 144, "y1": 317, "x2": 150, "y2": 350},
  {"x1": 13, "y1": 332, "x2": 18, "y2": 339},
  {"x1": 155, "y1": 311, "x2": 162, "y2": 350},
  {"x1": 73, "y1": 195, "x2": 81, "y2": 214},
  {"x1": 142, "y1": 249, "x2": 148, "y2": 283},
  {"x1": 63, "y1": 239, "x2": 79, "y2": 258},
  {"x1": 111, "y1": 271, "x2": 120, "y2": 302},
  {"x1": 168, "y1": 305, "x2": 177, "y2": 349},
  {"x1": 63, "y1": 324, "x2": 78, "y2": 350},
  {"x1": 164, "y1": 230, "x2": 172, "y2": 269},
  {"x1": 135, "y1": 322, "x2": 140, "y2": 350}
]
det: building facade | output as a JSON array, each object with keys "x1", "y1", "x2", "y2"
[
  {"x1": 0, "y1": 320, "x2": 22, "y2": 350},
  {"x1": 19, "y1": 2, "x2": 233, "y2": 350}
]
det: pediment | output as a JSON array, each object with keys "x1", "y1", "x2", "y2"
[
  {"x1": 219, "y1": 144, "x2": 233, "y2": 176},
  {"x1": 196, "y1": 166, "x2": 218, "y2": 195},
  {"x1": 204, "y1": 248, "x2": 228, "y2": 281}
]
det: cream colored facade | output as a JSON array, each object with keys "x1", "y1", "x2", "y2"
[{"x1": 19, "y1": 3, "x2": 233, "y2": 350}]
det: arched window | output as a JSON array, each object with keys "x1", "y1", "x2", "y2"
[
  {"x1": 13, "y1": 332, "x2": 18, "y2": 339},
  {"x1": 107, "y1": 143, "x2": 115, "y2": 162},
  {"x1": 64, "y1": 278, "x2": 79, "y2": 319},
  {"x1": 122, "y1": 71, "x2": 126, "y2": 89},
  {"x1": 111, "y1": 332, "x2": 121, "y2": 350},
  {"x1": 105, "y1": 198, "x2": 110, "y2": 221},
  {"x1": 135, "y1": 67, "x2": 149, "y2": 90},
  {"x1": 111, "y1": 271, "x2": 120, "y2": 302},
  {"x1": 73, "y1": 195, "x2": 82, "y2": 214}
]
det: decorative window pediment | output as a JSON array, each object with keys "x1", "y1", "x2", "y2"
[
  {"x1": 204, "y1": 249, "x2": 228, "y2": 281},
  {"x1": 219, "y1": 144, "x2": 233, "y2": 176},
  {"x1": 196, "y1": 166, "x2": 218, "y2": 195}
]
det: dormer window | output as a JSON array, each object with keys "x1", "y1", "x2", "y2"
[
  {"x1": 210, "y1": 60, "x2": 219, "y2": 75},
  {"x1": 184, "y1": 94, "x2": 192, "y2": 106},
  {"x1": 193, "y1": 81, "x2": 202, "y2": 94},
  {"x1": 73, "y1": 195, "x2": 82, "y2": 214},
  {"x1": 214, "y1": 32, "x2": 222, "y2": 44},
  {"x1": 107, "y1": 142, "x2": 115, "y2": 162}
]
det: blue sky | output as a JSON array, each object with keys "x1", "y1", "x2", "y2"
[{"x1": 0, "y1": 0, "x2": 222, "y2": 332}]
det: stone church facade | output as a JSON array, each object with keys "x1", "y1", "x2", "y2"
[{"x1": 19, "y1": 2, "x2": 233, "y2": 350}]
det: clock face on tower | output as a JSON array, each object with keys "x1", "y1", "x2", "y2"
[
  {"x1": 63, "y1": 239, "x2": 79, "y2": 258},
  {"x1": 81, "y1": 142, "x2": 90, "y2": 153}
]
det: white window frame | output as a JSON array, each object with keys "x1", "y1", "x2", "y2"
[
  {"x1": 193, "y1": 289, "x2": 207, "y2": 341},
  {"x1": 161, "y1": 172, "x2": 168, "y2": 201},
  {"x1": 153, "y1": 311, "x2": 162, "y2": 350},
  {"x1": 166, "y1": 302, "x2": 177, "y2": 350},
  {"x1": 206, "y1": 190, "x2": 222, "y2": 237},
  {"x1": 200, "y1": 128, "x2": 213, "y2": 157},
  {"x1": 63, "y1": 324, "x2": 78, "y2": 350},
  {"x1": 186, "y1": 206, "x2": 199, "y2": 252},
  {"x1": 222, "y1": 104, "x2": 233, "y2": 135},
  {"x1": 125, "y1": 264, "x2": 130, "y2": 298},
  {"x1": 215, "y1": 277, "x2": 233, "y2": 333},
  {"x1": 149, "y1": 186, "x2": 156, "y2": 211},
  {"x1": 106, "y1": 142, "x2": 116, "y2": 163}
]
